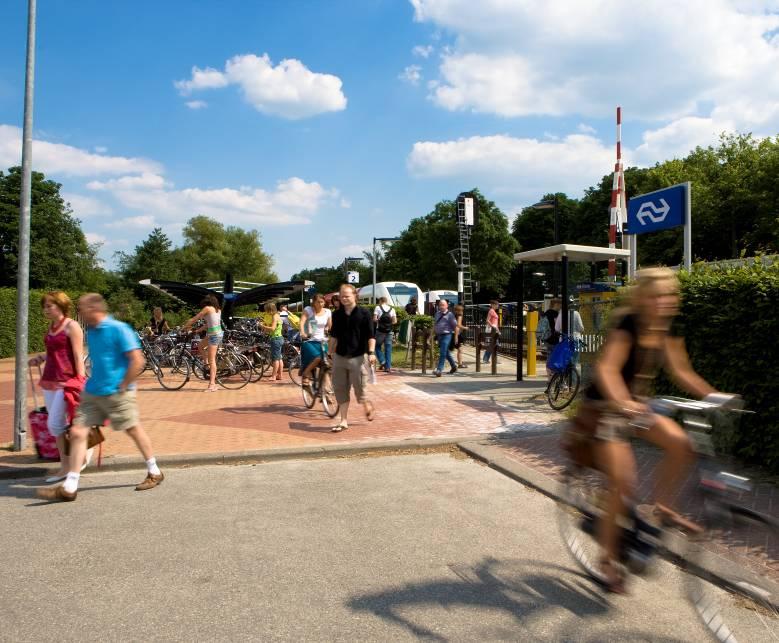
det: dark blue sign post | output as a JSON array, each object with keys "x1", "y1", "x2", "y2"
[{"x1": 627, "y1": 182, "x2": 691, "y2": 270}]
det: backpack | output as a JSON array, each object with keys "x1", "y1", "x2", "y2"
[
  {"x1": 377, "y1": 305, "x2": 393, "y2": 333},
  {"x1": 536, "y1": 315, "x2": 552, "y2": 342}
]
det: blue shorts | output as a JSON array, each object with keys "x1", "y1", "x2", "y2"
[
  {"x1": 207, "y1": 332, "x2": 223, "y2": 347},
  {"x1": 270, "y1": 336, "x2": 284, "y2": 360},
  {"x1": 301, "y1": 340, "x2": 327, "y2": 370}
]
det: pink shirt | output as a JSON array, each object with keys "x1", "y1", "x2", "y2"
[
  {"x1": 40, "y1": 320, "x2": 77, "y2": 390},
  {"x1": 486, "y1": 308, "x2": 499, "y2": 329}
]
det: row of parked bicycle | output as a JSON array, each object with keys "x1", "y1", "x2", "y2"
[{"x1": 136, "y1": 319, "x2": 303, "y2": 391}]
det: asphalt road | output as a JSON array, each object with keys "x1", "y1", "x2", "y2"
[{"x1": 0, "y1": 454, "x2": 759, "y2": 641}]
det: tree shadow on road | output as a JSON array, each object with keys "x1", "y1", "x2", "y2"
[{"x1": 347, "y1": 557, "x2": 618, "y2": 641}]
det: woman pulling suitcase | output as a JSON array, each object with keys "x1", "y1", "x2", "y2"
[{"x1": 28, "y1": 291, "x2": 93, "y2": 481}]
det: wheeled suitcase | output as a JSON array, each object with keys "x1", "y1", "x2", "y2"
[{"x1": 28, "y1": 366, "x2": 60, "y2": 461}]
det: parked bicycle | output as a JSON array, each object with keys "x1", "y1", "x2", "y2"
[
  {"x1": 557, "y1": 396, "x2": 777, "y2": 641},
  {"x1": 139, "y1": 333, "x2": 190, "y2": 390},
  {"x1": 545, "y1": 335, "x2": 581, "y2": 410}
]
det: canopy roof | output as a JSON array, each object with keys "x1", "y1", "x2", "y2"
[
  {"x1": 138, "y1": 278, "x2": 312, "y2": 310},
  {"x1": 514, "y1": 244, "x2": 631, "y2": 264}
]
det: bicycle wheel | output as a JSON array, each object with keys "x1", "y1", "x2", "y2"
[
  {"x1": 547, "y1": 368, "x2": 580, "y2": 410},
  {"x1": 216, "y1": 352, "x2": 250, "y2": 390},
  {"x1": 686, "y1": 500, "x2": 779, "y2": 642},
  {"x1": 242, "y1": 351, "x2": 262, "y2": 383},
  {"x1": 288, "y1": 354, "x2": 301, "y2": 385},
  {"x1": 301, "y1": 378, "x2": 316, "y2": 409},
  {"x1": 248, "y1": 351, "x2": 266, "y2": 379},
  {"x1": 155, "y1": 352, "x2": 190, "y2": 390},
  {"x1": 321, "y1": 383, "x2": 339, "y2": 418},
  {"x1": 557, "y1": 466, "x2": 612, "y2": 587}
]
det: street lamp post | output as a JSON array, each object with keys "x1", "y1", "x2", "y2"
[
  {"x1": 13, "y1": 0, "x2": 37, "y2": 451},
  {"x1": 531, "y1": 196, "x2": 560, "y2": 296},
  {"x1": 372, "y1": 237, "x2": 400, "y2": 305}
]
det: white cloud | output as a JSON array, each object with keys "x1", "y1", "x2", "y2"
[
  {"x1": 174, "y1": 53, "x2": 347, "y2": 119},
  {"x1": 93, "y1": 146, "x2": 107, "y2": 153},
  {"x1": 62, "y1": 192, "x2": 112, "y2": 217},
  {"x1": 174, "y1": 67, "x2": 229, "y2": 94},
  {"x1": 85, "y1": 232, "x2": 107, "y2": 245},
  {"x1": 339, "y1": 197, "x2": 352, "y2": 209},
  {"x1": 185, "y1": 100, "x2": 208, "y2": 110},
  {"x1": 408, "y1": 133, "x2": 615, "y2": 199},
  {"x1": 411, "y1": 0, "x2": 779, "y2": 139},
  {"x1": 94, "y1": 174, "x2": 337, "y2": 227},
  {"x1": 87, "y1": 172, "x2": 170, "y2": 191},
  {"x1": 0, "y1": 124, "x2": 162, "y2": 176},
  {"x1": 412, "y1": 44, "x2": 434, "y2": 58},
  {"x1": 399, "y1": 64, "x2": 423, "y2": 86},
  {"x1": 577, "y1": 123, "x2": 596, "y2": 135},
  {"x1": 105, "y1": 215, "x2": 157, "y2": 229}
]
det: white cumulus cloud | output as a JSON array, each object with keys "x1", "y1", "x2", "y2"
[
  {"x1": 410, "y1": 0, "x2": 779, "y2": 140},
  {"x1": 174, "y1": 53, "x2": 347, "y2": 119},
  {"x1": 0, "y1": 124, "x2": 162, "y2": 176},
  {"x1": 408, "y1": 133, "x2": 616, "y2": 200},
  {"x1": 62, "y1": 192, "x2": 112, "y2": 218},
  {"x1": 412, "y1": 44, "x2": 434, "y2": 58},
  {"x1": 399, "y1": 65, "x2": 423, "y2": 86},
  {"x1": 185, "y1": 100, "x2": 208, "y2": 110}
]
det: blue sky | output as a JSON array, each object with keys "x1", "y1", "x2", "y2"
[{"x1": 2, "y1": 1, "x2": 778, "y2": 280}]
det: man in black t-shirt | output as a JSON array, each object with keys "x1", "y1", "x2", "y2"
[{"x1": 327, "y1": 284, "x2": 377, "y2": 432}]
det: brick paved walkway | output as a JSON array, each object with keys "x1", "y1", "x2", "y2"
[
  {"x1": 0, "y1": 357, "x2": 557, "y2": 462},
  {"x1": 489, "y1": 432, "x2": 778, "y2": 583}
]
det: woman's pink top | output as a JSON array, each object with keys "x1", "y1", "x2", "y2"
[
  {"x1": 40, "y1": 320, "x2": 77, "y2": 390},
  {"x1": 487, "y1": 308, "x2": 499, "y2": 329}
]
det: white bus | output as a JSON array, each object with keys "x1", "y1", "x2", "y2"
[
  {"x1": 357, "y1": 282, "x2": 423, "y2": 309},
  {"x1": 423, "y1": 290, "x2": 459, "y2": 314}
]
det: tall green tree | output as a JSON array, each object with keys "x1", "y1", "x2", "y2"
[
  {"x1": 175, "y1": 215, "x2": 278, "y2": 284},
  {"x1": 0, "y1": 167, "x2": 106, "y2": 290},
  {"x1": 381, "y1": 189, "x2": 519, "y2": 296},
  {"x1": 115, "y1": 228, "x2": 179, "y2": 283}
]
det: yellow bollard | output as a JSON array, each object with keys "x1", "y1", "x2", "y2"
[{"x1": 526, "y1": 311, "x2": 538, "y2": 376}]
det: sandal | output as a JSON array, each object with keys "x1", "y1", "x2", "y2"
[
  {"x1": 598, "y1": 558, "x2": 627, "y2": 594},
  {"x1": 364, "y1": 401, "x2": 375, "y2": 421},
  {"x1": 654, "y1": 504, "x2": 704, "y2": 534},
  {"x1": 331, "y1": 422, "x2": 347, "y2": 433}
]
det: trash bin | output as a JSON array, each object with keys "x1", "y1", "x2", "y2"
[{"x1": 398, "y1": 319, "x2": 411, "y2": 345}]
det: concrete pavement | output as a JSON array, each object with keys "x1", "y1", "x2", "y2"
[{"x1": 0, "y1": 454, "x2": 759, "y2": 642}]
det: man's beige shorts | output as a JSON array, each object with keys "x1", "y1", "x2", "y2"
[
  {"x1": 332, "y1": 354, "x2": 368, "y2": 404},
  {"x1": 74, "y1": 390, "x2": 140, "y2": 432}
]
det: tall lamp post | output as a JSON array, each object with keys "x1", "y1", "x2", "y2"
[
  {"x1": 531, "y1": 196, "x2": 560, "y2": 296},
  {"x1": 14, "y1": 0, "x2": 37, "y2": 451},
  {"x1": 372, "y1": 237, "x2": 400, "y2": 305}
]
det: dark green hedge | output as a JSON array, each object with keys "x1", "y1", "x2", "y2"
[
  {"x1": 0, "y1": 287, "x2": 75, "y2": 358},
  {"x1": 659, "y1": 262, "x2": 779, "y2": 471}
]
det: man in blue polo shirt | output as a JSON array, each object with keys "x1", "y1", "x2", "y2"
[{"x1": 38, "y1": 293, "x2": 164, "y2": 502}]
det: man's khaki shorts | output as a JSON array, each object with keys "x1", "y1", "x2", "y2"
[
  {"x1": 332, "y1": 354, "x2": 368, "y2": 404},
  {"x1": 74, "y1": 390, "x2": 140, "y2": 432}
]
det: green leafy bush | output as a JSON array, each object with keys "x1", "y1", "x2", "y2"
[
  {"x1": 657, "y1": 261, "x2": 779, "y2": 471},
  {"x1": 0, "y1": 288, "x2": 53, "y2": 357}
]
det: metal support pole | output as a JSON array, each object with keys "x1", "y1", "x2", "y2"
[
  {"x1": 13, "y1": 0, "x2": 37, "y2": 452},
  {"x1": 684, "y1": 181, "x2": 692, "y2": 271},
  {"x1": 516, "y1": 262, "x2": 524, "y2": 381},
  {"x1": 371, "y1": 237, "x2": 376, "y2": 306},
  {"x1": 561, "y1": 255, "x2": 569, "y2": 335}
]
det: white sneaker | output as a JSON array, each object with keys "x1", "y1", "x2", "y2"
[{"x1": 81, "y1": 447, "x2": 94, "y2": 472}]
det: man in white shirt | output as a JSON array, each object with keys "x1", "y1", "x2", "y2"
[{"x1": 373, "y1": 297, "x2": 397, "y2": 373}]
